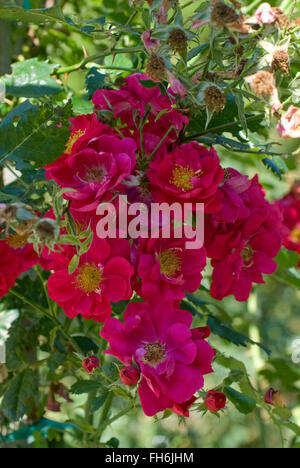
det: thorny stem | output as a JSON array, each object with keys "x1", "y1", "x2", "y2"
[
  {"x1": 96, "y1": 397, "x2": 139, "y2": 442},
  {"x1": 181, "y1": 114, "x2": 265, "y2": 143},
  {"x1": 55, "y1": 47, "x2": 144, "y2": 75},
  {"x1": 96, "y1": 392, "x2": 115, "y2": 441},
  {"x1": 8, "y1": 288, "x2": 81, "y2": 353}
]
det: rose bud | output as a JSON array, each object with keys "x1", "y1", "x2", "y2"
[
  {"x1": 82, "y1": 355, "x2": 100, "y2": 374},
  {"x1": 172, "y1": 395, "x2": 198, "y2": 418},
  {"x1": 205, "y1": 390, "x2": 227, "y2": 412},
  {"x1": 264, "y1": 388, "x2": 285, "y2": 407},
  {"x1": 120, "y1": 366, "x2": 140, "y2": 386}
]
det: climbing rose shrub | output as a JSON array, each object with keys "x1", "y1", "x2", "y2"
[{"x1": 1, "y1": 0, "x2": 300, "y2": 449}]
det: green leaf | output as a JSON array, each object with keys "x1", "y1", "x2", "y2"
[
  {"x1": 85, "y1": 67, "x2": 106, "y2": 98},
  {"x1": 71, "y1": 96, "x2": 94, "y2": 115},
  {"x1": 0, "y1": 5, "x2": 69, "y2": 25},
  {"x1": 138, "y1": 79, "x2": 159, "y2": 88},
  {"x1": 207, "y1": 315, "x2": 270, "y2": 355},
  {"x1": 0, "y1": 58, "x2": 62, "y2": 98},
  {"x1": 73, "y1": 336, "x2": 99, "y2": 354},
  {"x1": 0, "y1": 100, "x2": 72, "y2": 169},
  {"x1": 68, "y1": 255, "x2": 80, "y2": 275},
  {"x1": 233, "y1": 90, "x2": 248, "y2": 136},
  {"x1": 262, "y1": 157, "x2": 282, "y2": 180},
  {"x1": 2, "y1": 369, "x2": 36, "y2": 421},
  {"x1": 224, "y1": 386, "x2": 256, "y2": 415},
  {"x1": 70, "y1": 380, "x2": 100, "y2": 395},
  {"x1": 187, "y1": 43, "x2": 209, "y2": 61},
  {"x1": 275, "y1": 249, "x2": 299, "y2": 269},
  {"x1": 91, "y1": 392, "x2": 108, "y2": 412}
]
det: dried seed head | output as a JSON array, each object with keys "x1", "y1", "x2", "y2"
[
  {"x1": 145, "y1": 54, "x2": 166, "y2": 81},
  {"x1": 204, "y1": 85, "x2": 226, "y2": 112},
  {"x1": 35, "y1": 218, "x2": 60, "y2": 246},
  {"x1": 272, "y1": 7, "x2": 289, "y2": 29},
  {"x1": 247, "y1": 71, "x2": 275, "y2": 96},
  {"x1": 271, "y1": 49, "x2": 289, "y2": 74},
  {"x1": 3, "y1": 203, "x2": 38, "y2": 234},
  {"x1": 167, "y1": 28, "x2": 188, "y2": 53},
  {"x1": 211, "y1": 1, "x2": 240, "y2": 26}
]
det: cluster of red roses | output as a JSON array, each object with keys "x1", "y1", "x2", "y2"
[{"x1": 0, "y1": 74, "x2": 289, "y2": 417}]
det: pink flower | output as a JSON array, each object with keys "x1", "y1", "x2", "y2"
[
  {"x1": 134, "y1": 236, "x2": 206, "y2": 302},
  {"x1": 45, "y1": 114, "x2": 119, "y2": 181},
  {"x1": 276, "y1": 182, "x2": 300, "y2": 261},
  {"x1": 92, "y1": 73, "x2": 188, "y2": 137},
  {"x1": 147, "y1": 142, "x2": 224, "y2": 213},
  {"x1": 120, "y1": 366, "x2": 141, "y2": 386},
  {"x1": 82, "y1": 355, "x2": 100, "y2": 373},
  {"x1": 166, "y1": 71, "x2": 187, "y2": 99},
  {"x1": 277, "y1": 106, "x2": 300, "y2": 139},
  {"x1": 156, "y1": 0, "x2": 171, "y2": 24},
  {"x1": 47, "y1": 238, "x2": 133, "y2": 322},
  {"x1": 0, "y1": 239, "x2": 23, "y2": 298},
  {"x1": 171, "y1": 395, "x2": 198, "y2": 417},
  {"x1": 208, "y1": 203, "x2": 287, "y2": 301},
  {"x1": 101, "y1": 301, "x2": 215, "y2": 416},
  {"x1": 46, "y1": 135, "x2": 136, "y2": 214},
  {"x1": 205, "y1": 390, "x2": 226, "y2": 412},
  {"x1": 213, "y1": 169, "x2": 266, "y2": 224},
  {"x1": 255, "y1": 3, "x2": 276, "y2": 24},
  {"x1": 141, "y1": 30, "x2": 160, "y2": 53}
]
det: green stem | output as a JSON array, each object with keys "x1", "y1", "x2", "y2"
[
  {"x1": 150, "y1": 125, "x2": 175, "y2": 159},
  {"x1": 85, "y1": 391, "x2": 96, "y2": 425},
  {"x1": 96, "y1": 399, "x2": 138, "y2": 442},
  {"x1": 8, "y1": 288, "x2": 81, "y2": 353},
  {"x1": 34, "y1": 265, "x2": 53, "y2": 315},
  {"x1": 97, "y1": 392, "x2": 114, "y2": 441},
  {"x1": 181, "y1": 114, "x2": 264, "y2": 142},
  {"x1": 55, "y1": 47, "x2": 144, "y2": 75}
]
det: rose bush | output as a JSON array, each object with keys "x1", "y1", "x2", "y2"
[{"x1": 0, "y1": 0, "x2": 299, "y2": 449}]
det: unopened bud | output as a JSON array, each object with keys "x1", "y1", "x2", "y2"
[
  {"x1": 120, "y1": 366, "x2": 140, "y2": 386},
  {"x1": 205, "y1": 389, "x2": 227, "y2": 412},
  {"x1": 82, "y1": 355, "x2": 100, "y2": 373}
]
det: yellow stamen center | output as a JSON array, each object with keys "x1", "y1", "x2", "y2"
[
  {"x1": 6, "y1": 232, "x2": 29, "y2": 249},
  {"x1": 290, "y1": 227, "x2": 300, "y2": 243},
  {"x1": 75, "y1": 263, "x2": 103, "y2": 295},
  {"x1": 242, "y1": 244, "x2": 254, "y2": 265},
  {"x1": 65, "y1": 130, "x2": 86, "y2": 155},
  {"x1": 170, "y1": 164, "x2": 201, "y2": 191},
  {"x1": 158, "y1": 248, "x2": 182, "y2": 277},
  {"x1": 84, "y1": 167, "x2": 105, "y2": 183},
  {"x1": 143, "y1": 342, "x2": 166, "y2": 365}
]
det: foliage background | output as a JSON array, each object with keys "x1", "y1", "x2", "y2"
[{"x1": 0, "y1": 0, "x2": 300, "y2": 448}]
